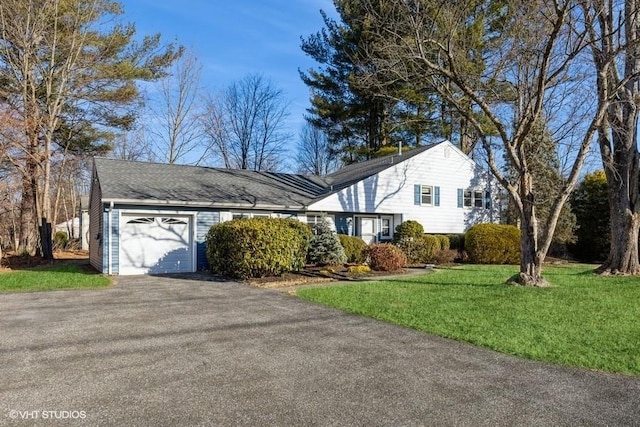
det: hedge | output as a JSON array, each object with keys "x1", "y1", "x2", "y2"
[
  {"x1": 465, "y1": 223, "x2": 520, "y2": 264},
  {"x1": 393, "y1": 220, "x2": 424, "y2": 242},
  {"x1": 338, "y1": 234, "x2": 369, "y2": 264},
  {"x1": 206, "y1": 217, "x2": 312, "y2": 279}
]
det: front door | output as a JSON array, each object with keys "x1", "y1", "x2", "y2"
[{"x1": 359, "y1": 217, "x2": 377, "y2": 244}]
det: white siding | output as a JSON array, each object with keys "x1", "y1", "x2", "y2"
[{"x1": 308, "y1": 141, "x2": 496, "y2": 234}]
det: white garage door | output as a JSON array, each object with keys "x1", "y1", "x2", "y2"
[{"x1": 119, "y1": 215, "x2": 193, "y2": 275}]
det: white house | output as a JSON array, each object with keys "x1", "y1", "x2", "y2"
[{"x1": 89, "y1": 140, "x2": 499, "y2": 275}]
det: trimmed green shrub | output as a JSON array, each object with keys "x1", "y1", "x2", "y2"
[
  {"x1": 368, "y1": 243, "x2": 407, "y2": 272},
  {"x1": 338, "y1": 234, "x2": 368, "y2": 264},
  {"x1": 308, "y1": 218, "x2": 347, "y2": 266},
  {"x1": 206, "y1": 217, "x2": 312, "y2": 279},
  {"x1": 435, "y1": 235, "x2": 450, "y2": 251},
  {"x1": 284, "y1": 219, "x2": 314, "y2": 268},
  {"x1": 465, "y1": 223, "x2": 520, "y2": 264},
  {"x1": 397, "y1": 234, "x2": 439, "y2": 264},
  {"x1": 393, "y1": 220, "x2": 424, "y2": 242}
]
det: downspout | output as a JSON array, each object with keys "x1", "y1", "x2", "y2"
[{"x1": 107, "y1": 201, "x2": 114, "y2": 275}]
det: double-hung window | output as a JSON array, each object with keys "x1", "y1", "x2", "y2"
[
  {"x1": 414, "y1": 185, "x2": 440, "y2": 206},
  {"x1": 422, "y1": 186, "x2": 433, "y2": 205},
  {"x1": 381, "y1": 218, "x2": 391, "y2": 237},
  {"x1": 459, "y1": 189, "x2": 491, "y2": 209}
]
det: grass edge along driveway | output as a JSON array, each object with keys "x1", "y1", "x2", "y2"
[
  {"x1": 0, "y1": 264, "x2": 111, "y2": 293},
  {"x1": 297, "y1": 264, "x2": 640, "y2": 376}
]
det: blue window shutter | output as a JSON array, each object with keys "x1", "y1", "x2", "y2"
[
  {"x1": 457, "y1": 188, "x2": 463, "y2": 208},
  {"x1": 434, "y1": 186, "x2": 440, "y2": 206},
  {"x1": 414, "y1": 184, "x2": 421, "y2": 205}
]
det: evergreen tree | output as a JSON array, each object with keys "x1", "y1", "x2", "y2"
[
  {"x1": 0, "y1": 0, "x2": 181, "y2": 256},
  {"x1": 307, "y1": 218, "x2": 347, "y2": 266},
  {"x1": 570, "y1": 171, "x2": 610, "y2": 262},
  {"x1": 503, "y1": 119, "x2": 577, "y2": 253},
  {"x1": 300, "y1": 1, "x2": 438, "y2": 163}
]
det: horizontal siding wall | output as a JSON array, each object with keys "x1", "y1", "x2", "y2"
[
  {"x1": 308, "y1": 142, "x2": 495, "y2": 234},
  {"x1": 196, "y1": 211, "x2": 220, "y2": 271}
]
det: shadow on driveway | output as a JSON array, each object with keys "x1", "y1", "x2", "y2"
[{"x1": 1, "y1": 275, "x2": 638, "y2": 426}]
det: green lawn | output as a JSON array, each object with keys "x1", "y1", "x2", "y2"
[
  {"x1": 0, "y1": 264, "x2": 111, "y2": 292},
  {"x1": 297, "y1": 264, "x2": 640, "y2": 375}
]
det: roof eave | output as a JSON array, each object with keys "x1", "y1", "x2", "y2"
[{"x1": 101, "y1": 198, "x2": 308, "y2": 211}]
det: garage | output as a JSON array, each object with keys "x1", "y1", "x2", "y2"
[{"x1": 119, "y1": 214, "x2": 194, "y2": 275}]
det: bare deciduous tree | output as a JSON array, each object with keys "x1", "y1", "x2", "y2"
[
  {"x1": 357, "y1": 0, "x2": 605, "y2": 285},
  {"x1": 148, "y1": 53, "x2": 206, "y2": 164},
  {"x1": 296, "y1": 122, "x2": 338, "y2": 176},
  {"x1": 581, "y1": 0, "x2": 640, "y2": 275},
  {"x1": 0, "y1": 0, "x2": 180, "y2": 257},
  {"x1": 110, "y1": 127, "x2": 154, "y2": 162},
  {"x1": 201, "y1": 74, "x2": 290, "y2": 172}
]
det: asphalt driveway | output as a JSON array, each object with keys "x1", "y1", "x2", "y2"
[{"x1": 1, "y1": 275, "x2": 639, "y2": 426}]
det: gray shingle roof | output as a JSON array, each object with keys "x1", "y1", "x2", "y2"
[
  {"x1": 94, "y1": 158, "x2": 327, "y2": 209},
  {"x1": 93, "y1": 142, "x2": 442, "y2": 209},
  {"x1": 324, "y1": 142, "x2": 441, "y2": 190}
]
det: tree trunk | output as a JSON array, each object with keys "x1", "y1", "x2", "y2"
[
  {"x1": 17, "y1": 164, "x2": 36, "y2": 254},
  {"x1": 511, "y1": 213, "x2": 549, "y2": 286},
  {"x1": 598, "y1": 113, "x2": 640, "y2": 274},
  {"x1": 592, "y1": 0, "x2": 640, "y2": 275},
  {"x1": 598, "y1": 172, "x2": 640, "y2": 274},
  {"x1": 509, "y1": 173, "x2": 550, "y2": 287}
]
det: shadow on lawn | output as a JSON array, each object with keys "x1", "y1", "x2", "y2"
[{"x1": 1, "y1": 252, "x2": 97, "y2": 274}]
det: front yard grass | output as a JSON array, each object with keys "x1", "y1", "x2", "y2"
[
  {"x1": 0, "y1": 264, "x2": 111, "y2": 292},
  {"x1": 297, "y1": 264, "x2": 640, "y2": 375}
]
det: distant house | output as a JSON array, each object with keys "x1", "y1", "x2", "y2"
[
  {"x1": 53, "y1": 196, "x2": 90, "y2": 250},
  {"x1": 89, "y1": 140, "x2": 498, "y2": 275}
]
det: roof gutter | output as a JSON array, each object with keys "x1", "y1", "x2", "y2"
[{"x1": 100, "y1": 198, "x2": 309, "y2": 211}]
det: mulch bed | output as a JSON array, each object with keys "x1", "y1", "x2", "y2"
[
  {"x1": 0, "y1": 252, "x2": 420, "y2": 287},
  {"x1": 246, "y1": 265, "x2": 415, "y2": 289}
]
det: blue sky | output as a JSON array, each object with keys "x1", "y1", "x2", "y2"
[{"x1": 119, "y1": 0, "x2": 338, "y2": 138}]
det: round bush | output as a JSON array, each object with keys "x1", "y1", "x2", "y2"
[
  {"x1": 393, "y1": 220, "x2": 424, "y2": 242},
  {"x1": 338, "y1": 234, "x2": 368, "y2": 263},
  {"x1": 396, "y1": 234, "x2": 440, "y2": 264},
  {"x1": 368, "y1": 243, "x2": 407, "y2": 272},
  {"x1": 206, "y1": 217, "x2": 312, "y2": 279},
  {"x1": 465, "y1": 223, "x2": 520, "y2": 264}
]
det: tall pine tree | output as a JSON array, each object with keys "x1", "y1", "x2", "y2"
[{"x1": 0, "y1": 0, "x2": 180, "y2": 256}]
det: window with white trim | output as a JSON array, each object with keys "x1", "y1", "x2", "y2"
[
  {"x1": 414, "y1": 184, "x2": 440, "y2": 206},
  {"x1": 381, "y1": 218, "x2": 391, "y2": 237},
  {"x1": 421, "y1": 186, "x2": 433, "y2": 205},
  {"x1": 462, "y1": 189, "x2": 490, "y2": 209},
  {"x1": 231, "y1": 212, "x2": 271, "y2": 220},
  {"x1": 306, "y1": 215, "x2": 335, "y2": 235}
]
